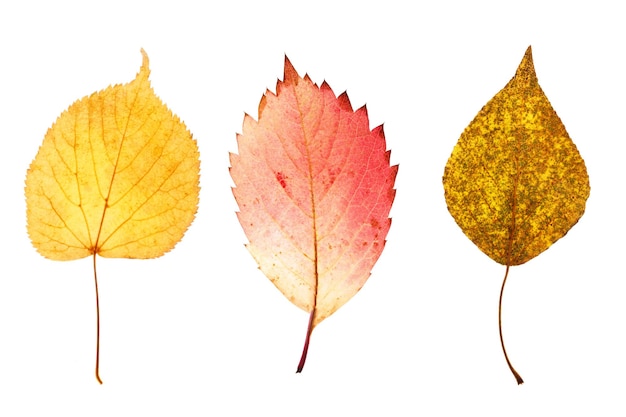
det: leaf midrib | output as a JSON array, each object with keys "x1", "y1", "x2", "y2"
[
  {"x1": 93, "y1": 85, "x2": 141, "y2": 254},
  {"x1": 293, "y1": 86, "x2": 320, "y2": 317}
]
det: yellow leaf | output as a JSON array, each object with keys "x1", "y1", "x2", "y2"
[
  {"x1": 443, "y1": 46, "x2": 590, "y2": 383},
  {"x1": 25, "y1": 49, "x2": 200, "y2": 382}
]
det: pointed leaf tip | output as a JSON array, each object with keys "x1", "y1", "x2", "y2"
[
  {"x1": 140, "y1": 48, "x2": 149, "y2": 65},
  {"x1": 337, "y1": 91, "x2": 353, "y2": 112},
  {"x1": 138, "y1": 48, "x2": 150, "y2": 78},
  {"x1": 258, "y1": 94, "x2": 268, "y2": 118},
  {"x1": 283, "y1": 55, "x2": 299, "y2": 84},
  {"x1": 513, "y1": 45, "x2": 537, "y2": 86}
]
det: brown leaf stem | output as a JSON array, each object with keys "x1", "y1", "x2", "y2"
[
  {"x1": 93, "y1": 253, "x2": 103, "y2": 384},
  {"x1": 296, "y1": 310, "x2": 315, "y2": 373},
  {"x1": 499, "y1": 265, "x2": 523, "y2": 384}
]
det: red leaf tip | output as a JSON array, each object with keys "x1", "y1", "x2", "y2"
[
  {"x1": 283, "y1": 55, "x2": 299, "y2": 84},
  {"x1": 337, "y1": 91, "x2": 353, "y2": 112}
]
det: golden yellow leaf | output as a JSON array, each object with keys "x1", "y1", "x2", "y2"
[
  {"x1": 443, "y1": 46, "x2": 590, "y2": 384},
  {"x1": 25, "y1": 49, "x2": 200, "y2": 383}
]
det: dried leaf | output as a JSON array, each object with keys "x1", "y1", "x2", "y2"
[
  {"x1": 25, "y1": 50, "x2": 200, "y2": 383},
  {"x1": 443, "y1": 46, "x2": 590, "y2": 384},
  {"x1": 230, "y1": 57, "x2": 397, "y2": 372}
]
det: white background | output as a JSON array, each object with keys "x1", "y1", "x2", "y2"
[{"x1": 1, "y1": 1, "x2": 624, "y2": 415}]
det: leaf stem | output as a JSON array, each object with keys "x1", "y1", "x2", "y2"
[
  {"x1": 499, "y1": 264, "x2": 523, "y2": 384},
  {"x1": 296, "y1": 310, "x2": 315, "y2": 373},
  {"x1": 93, "y1": 253, "x2": 103, "y2": 384}
]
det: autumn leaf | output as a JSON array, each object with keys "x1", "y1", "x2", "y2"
[
  {"x1": 443, "y1": 46, "x2": 590, "y2": 384},
  {"x1": 25, "y1": 49, "x2": 200, "y2": 383},
  {"x1": 230, "y1": 57, "x2": 397, "y2": 372}
]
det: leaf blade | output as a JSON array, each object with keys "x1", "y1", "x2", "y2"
[
  {"x1": 443, "y1": 46, "x2": 590, "y2": 266},
  {"x1": 230, "y1": 57, "x2": 397, "y2": 353},
  {"x1": 26, "y1": 49, "x2": 200, "y2": 261}
]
